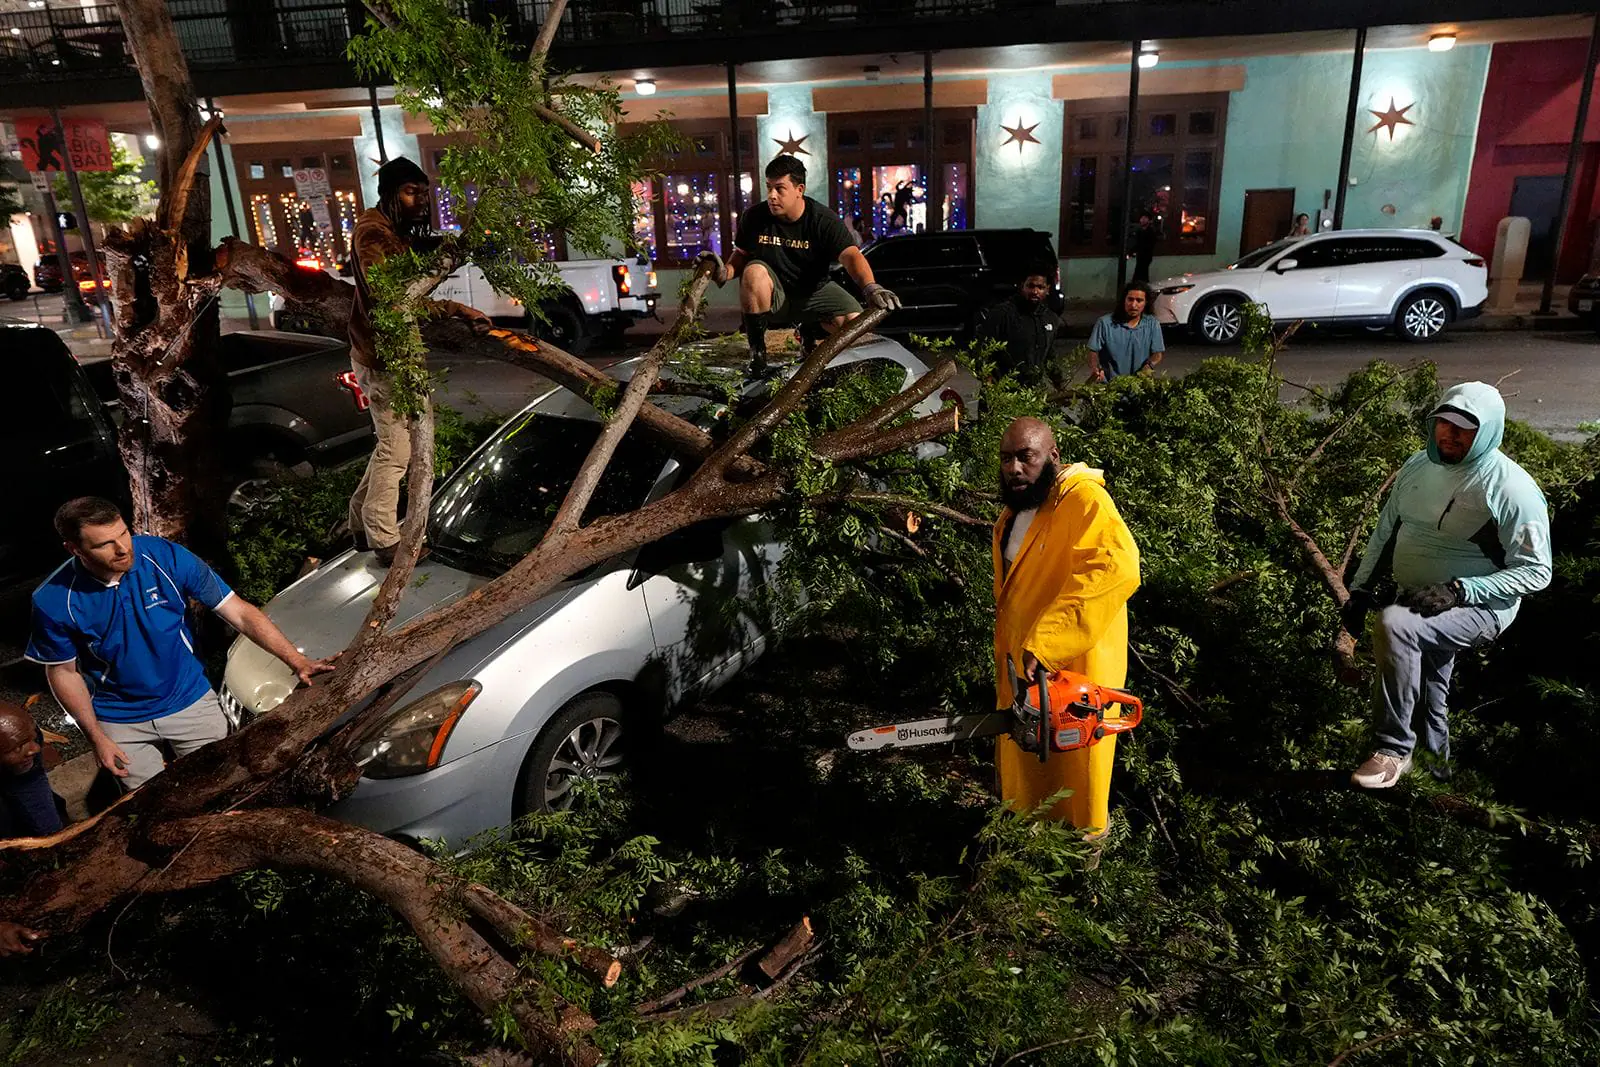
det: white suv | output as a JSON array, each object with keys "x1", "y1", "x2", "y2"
[{"x1": 1150, "y1": 230, "x2": 1488, "y2": 344}]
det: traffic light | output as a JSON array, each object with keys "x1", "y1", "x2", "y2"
[{"x1": 56, "y1": 212, "x2": 77, "y2": 231}]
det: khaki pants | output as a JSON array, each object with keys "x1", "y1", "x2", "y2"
[
  {"x1": 102, "y1": 691, "x2": 229, "y2": 790},
  {"x1": 348, "y1": 359, "x2": 429, "y2": 549}
]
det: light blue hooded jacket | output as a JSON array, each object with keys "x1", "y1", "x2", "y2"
[{"x1": 1352, "y1": 382, "x2": 1552, "y2": 630}]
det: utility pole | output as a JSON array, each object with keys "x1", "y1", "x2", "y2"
[
  {"x1": 1116, "y1": 40, "x2": 1142, "y2": 293},
  {"x1": 42, "y1": 185, "x2": 92, "y2": 324},
  {"x1": 923, "y1": 51, "x2": 935, "y2": 230},
  {"x1": 1333, "y1": 27, "x2": 1367, "y2": 231},
  {"x1": 727, "y1": 61, "x2": 742, "y2": 214},
  {"x1": 207, "y1": 96, "x2": 258, "y2": 329}
]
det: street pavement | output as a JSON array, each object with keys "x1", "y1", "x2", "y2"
[{"x1": 423, "y1": 320, "x2": 1600, "y2": 442}]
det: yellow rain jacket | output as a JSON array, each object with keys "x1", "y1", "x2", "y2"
[{"x1": 993, "y1": 463, "x2": 1141, "y2": 830}]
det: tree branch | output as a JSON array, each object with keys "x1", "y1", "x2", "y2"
[
  {"x1": 530, "y1": 0, "x2": 568, "y2": 60},
  {"x1": 550, "y1": 345, "x2": 665, "y2": 535},
  {"x1": 158, "y1": 114, "x2": 224, "y2": 234},
  {"x1": 457, "y1": 883, "x2": 622, "y2": 988},
  {"x1": 832, "y1": 492, "x2": 989, "y2": 528},
  {"x1": 634, "y1": 943, "x2": 764, "y2": 1015},
  {"x1": 815, "y1": 358, "x2": 956, "y2": 448},
  {"x1": 699, "y1": 308, "x2": 889, "y2": 480},
  {"x1": 815, "y1": 408, "x2": 958, "y2": 465},
  {"x1": 1287, "y1": 390, "x2": 1386, "y2": 496},
  {"x1": 143, "y1": 809, "x2": 601, "y2": 1065},
  {"x1": 1337, "y1": 469, "x2": 1400, "y2": 577}
]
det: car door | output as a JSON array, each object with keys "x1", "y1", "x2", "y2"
[
  {"x1": 631, "y1": 472, "x2": 777, "y2": 704},
  {"x1": 1336, "y1": 237, "x2": 1441, "y2": 319},
  {"x1": 1253, "y1": 237, "x2": 1345, "y2": 320}
]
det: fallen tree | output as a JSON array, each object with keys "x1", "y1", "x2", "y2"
[{"x1": 0, "y1": 1, "x2": 962, "y2": 1061}]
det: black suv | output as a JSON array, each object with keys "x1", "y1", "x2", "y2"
[{"x1": 845, "y1": 228, "x2": 1064, "y2": 336}]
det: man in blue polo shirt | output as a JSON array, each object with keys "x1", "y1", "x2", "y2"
[
  {"x1": 25, "y1": 497, "x2": 335, "y2": 790},
  {"x1": 1088, "y1": 281, "x2": 1165, "y2": 381}
]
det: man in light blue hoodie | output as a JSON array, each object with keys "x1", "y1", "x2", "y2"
[{"x1": 1344, "y1": 382, "x2": 1552, "y2": 789}]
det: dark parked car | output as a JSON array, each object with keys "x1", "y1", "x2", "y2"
[
  {"x1": 2, "y1": 263, "x2": 30, "y2": 300},
  {"x1": 1567, "y1": 273, "x2": 1600, "y2": 331},
  {"x1": 33, "y1": 250, "x2": 110, "y2": 302},
  {"x1": 842, "y1": 228, "x2": 1065, "y2": 336},
  {"x1": 79, "y1": 330, "x2": 374, "y2": 507}
]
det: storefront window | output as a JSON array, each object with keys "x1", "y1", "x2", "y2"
[
  {"x1": 631, "y1": 180, "x2": 657, "y2": 260},
  {"x1": 663, "y1": 172, "x2": 722, "y2": 261},
  {"x1": 873, "y1": 164, "x2": 925, "y2": 236},
  {"x1": 942, "y1": 163, "x2": 969, "y2": 231},
  {"x1": 835, "y1": 166, "x2": 864, "y2": 230},
  {"x1": 1059, "y1": 93, "x2": 1227, "y2": 256}
]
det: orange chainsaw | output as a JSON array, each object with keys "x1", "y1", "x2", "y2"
[{"x1": 846, "y1": 659, "x2": 1143, "y2": 762}]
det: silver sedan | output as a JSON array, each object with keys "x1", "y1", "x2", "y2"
[{"x1": 221, "y1": 336, "x2": 940, "y2": 849}]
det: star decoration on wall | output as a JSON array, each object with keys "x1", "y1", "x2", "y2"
[
  {"x1": 1000, "y1": 117, "x2": 1040, "y2": 154},
  {"x1": 773, "y1": 129, "x2": 810, "y2": 156},
  {"x1": 1367, "y1": 97, "x2": 1415, "y2": 141}
]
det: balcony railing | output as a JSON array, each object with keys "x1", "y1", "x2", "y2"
[{"x1": 0, "y1": 0, "x2": 1061, "y2": 86}]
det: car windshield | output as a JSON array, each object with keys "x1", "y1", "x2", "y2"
[
  {"x1": 1230, "y1": 239, "x2": 1299, "y2": 269},
  {"x1": 428, "y1": 412, "x2": 669, "y2": 576}
]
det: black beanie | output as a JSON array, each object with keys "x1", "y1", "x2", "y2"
[{"x1": 377, "y1": 157, "x2": 429, "y2": 200}]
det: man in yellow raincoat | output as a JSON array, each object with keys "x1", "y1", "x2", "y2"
[{"x1": 993, "y1": 417, "x2": 1141, "y2": 832}]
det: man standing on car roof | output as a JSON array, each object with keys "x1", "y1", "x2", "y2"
[
  {"x1": 1344, "y1": 383, "x2": 1551, "y2": 788},
  {"x1": 701, "y1": 155, "x2": 900, "y2": 376},
  {"x1": 348, "y1": 157, "x2": 493, "y2": 567},
  {"x1": 25, "y1": 497, "x2": 335, "y2": 791},
  {"x1": 976, "y1": 263, "x2": 1063, "y2": 386}
]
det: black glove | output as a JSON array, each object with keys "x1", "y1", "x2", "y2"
[
  {"x1": 1406, "y1": 581, "x2": 1463, "y2": 617},
  {"x1": 695, "y1": 251, "x2": 727, "y2": 285},
  {"x1": 862, "y1": 282, "x2": 902, "y2": 312},
  {"x1": 1340, "y1": 588, "x2": 1375, "y2": 634}
]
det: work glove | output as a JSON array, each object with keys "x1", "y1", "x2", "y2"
[
  {"x1": 862, "y1": 282, "x2": 902, "y2": 312},
  {"x1": 1340, "y1": 588, "x2": 1375, "y2": 634},
  {"x1": 695, "y1": 251, "x2": 727, "y2": 285},
  {"x1": 1406, "y1": 581, "x2": 1464, "y2": 618}
]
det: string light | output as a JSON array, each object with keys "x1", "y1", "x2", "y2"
[{"x1": 251, "y1": 193, "x2": 278, "y2": 248}]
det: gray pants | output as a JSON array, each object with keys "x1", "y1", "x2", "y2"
[
  {"x1": 1372, "y1": 604, "x2": 1500, "y2": 763},
  {"x1": 101, "y1": 691, "x2": 229, "y2": 790}
]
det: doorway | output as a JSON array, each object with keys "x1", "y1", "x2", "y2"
[
  {"x1": 1239, "y1": 188, "x2": 1296, "y2": 257},
  {"x1": 1511, "y1": 174, "x2": 1564, "y2": 278}
]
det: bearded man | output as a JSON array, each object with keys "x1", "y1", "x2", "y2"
[{"x1": 992, "y1": 417, "x2": 1141, "y2": 832}]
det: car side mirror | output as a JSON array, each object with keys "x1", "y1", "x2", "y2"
[{"x1": 1275, "y1": 258, "x2": 1299, "y2": 273}]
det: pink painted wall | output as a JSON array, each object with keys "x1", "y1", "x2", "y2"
[{"x1": 1463, "y1": 38, "x2": 1600, "y2": 281}]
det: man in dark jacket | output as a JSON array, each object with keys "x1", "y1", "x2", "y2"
[
  {"x1": 347, "y1": 157, "x2": 491, "y2": 566},
  {"x1": 0, "y1": 700, "x2": 63, "y2": 840},
  {"x1": 976, "y1": 266, "x2": 1062, "y2": 385}
]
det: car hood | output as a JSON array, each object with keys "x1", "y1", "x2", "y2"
[{"x1": 223, "y1": 549, "x2": 569, "y2": 715}]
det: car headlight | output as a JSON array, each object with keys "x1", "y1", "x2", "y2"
[
  {"x1": 1158, "y1": 284, "x2": 1195, "y2": 295},
  {"x1": 349, "y1": 681, "x2": 481, "y2": 780}
]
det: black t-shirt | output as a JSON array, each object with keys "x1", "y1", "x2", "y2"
[{"x1": 734, "y1": 197, "x2": 854, "y2": 299}]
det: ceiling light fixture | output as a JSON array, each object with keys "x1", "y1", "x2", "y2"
[
  {"x1": 1428, "y1": 32, "x2": 1457, "y2": 52},
  {"x1": 634, "y1": 78, "x2": 656, "y2": 96},
  {"x1": 144, "y1": 134, "x2": 160, "y2": 149},
  {"x1": 1138, "y1": 49, "x2": 1160, "y2": 69}
]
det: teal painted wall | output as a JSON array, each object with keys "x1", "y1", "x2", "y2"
[
  {"x1": 1057, "y1": 46, "x2": 1490, "y2": 300},
  {"x1": 758, "y1": 84, "x2": 828, "y2": 210},
  {"x1": 976, "y1": 72, "x2": 1065, "y2": 250}
]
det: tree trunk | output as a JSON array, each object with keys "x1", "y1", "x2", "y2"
[{"x1": 110, "y1": 0, "x2": 229, "y2": 552}]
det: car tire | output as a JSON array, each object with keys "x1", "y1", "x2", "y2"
[
  {"x1": 516, "y1": 691, "x2": 627, "y2": 815},
  {"x1": 226, "y1": 456, "x2": 308, "y2": 518},
  {"x1": 1396, "y1": 291, "x2": 1451, "y2": 342},
  {"x1": 531, "y1": 302, "x2": 592, "y2": 355},
  {"x1": 1193, "y1": 295, "x2": 1245, "y2": 345},
  {"x1": 5, "y1": 278, "x2": 27, "y2": 301}
]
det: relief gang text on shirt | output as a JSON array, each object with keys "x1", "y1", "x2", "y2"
[
  {"x1": 25, "y1": 535, "x2": 235, "y2": 724},
  {"x1": 734, "y1": 196, "x2": 854, "y2": 299}
]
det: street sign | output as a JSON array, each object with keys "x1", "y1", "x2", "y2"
[
  {"x1": 29, "y1": 172, "x2": 50, "y2": 193},
  {"x1": 292, "y1": 166, "x2": 331, "y2": 200},
  {"x1": 56, "y1": 212, "x2": 77, "y2": 231},
  {"x1": 14, "y1": 116, "x2": 113, "y2": 172}
]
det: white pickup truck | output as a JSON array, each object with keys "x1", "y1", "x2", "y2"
[{"x1": 272, "y1": 252, "x2": 660, "y2": 354}]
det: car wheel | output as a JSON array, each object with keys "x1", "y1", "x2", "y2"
[
  {"x1": 1193, "y1": 296, "x2": 1244, "y2": 345},
  {"x1": 518, "y1": 692, "x2": 627, "y2": 814},
  {"x1": 226, "y1": 457, "x2": 307, "y2": 519},
  {"x1": 531, "y1": 303, "x2": 592, "y2": 356},
  {"x1": 5, "y1": 279, "x2": 27, "y2": 301},
  {"x1": 1396, "y1": 292, "x2": 1451, "y2": 342}
]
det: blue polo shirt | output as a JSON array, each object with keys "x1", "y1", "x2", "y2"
[
  {"x1": 25, "y1": 535, "x2": 234, "y2": 725},
  {"x1": 1088, "y1": 312, "x2": 1166, "y2": 379}
]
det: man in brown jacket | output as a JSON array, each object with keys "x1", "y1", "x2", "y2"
[{"x1": 348, "y1": 157, "x2": 490, "y2": 566}]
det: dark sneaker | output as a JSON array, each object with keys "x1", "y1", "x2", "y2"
[
  {"x1": 1351, "y1": 751, "x2": 1413, "y2": 789},
  {"x1": 373, "y1": 543, "x2": 428, "y2": 568}
]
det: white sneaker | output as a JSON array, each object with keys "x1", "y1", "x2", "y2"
[{"x1": 1351, "y1": 752, "x2": 1413, "y2": 789}]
